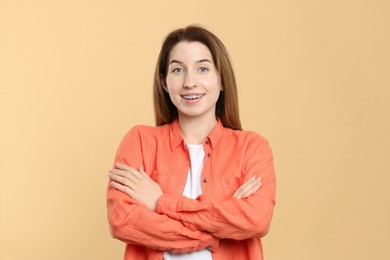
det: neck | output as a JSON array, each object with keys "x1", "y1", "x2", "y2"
[{"x1": 178, "y1": 114, "x2": 217, "y2": 144}]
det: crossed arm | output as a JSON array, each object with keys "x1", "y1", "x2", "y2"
[
  {"x1": 106, "y1": 127, "x2": 275, "y2": 252},
  {"x1": 108, "y1": 163, "x2": 262, "y2": 212},
  {"x1": 107, "y1": 164, "x2": 262, "y2": 253}
]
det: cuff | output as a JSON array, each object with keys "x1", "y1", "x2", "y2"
[
  {"x1": 206, "y1": 235, "x2": 220, "y2": 252},
  {"x1": 156, "y1": 193, "x2": 180, "y2": 215}
]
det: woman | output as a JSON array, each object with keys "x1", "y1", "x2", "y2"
[{"x1": 107, "y1": 25, "x2": 276, "y2": 260}]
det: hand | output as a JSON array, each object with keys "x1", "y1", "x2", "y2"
[
  {"x1": 233, "y1": 176, "x2": 262, "y2": 199},
  {"x1": 108, "y1": 163, "x2": 163, "y2": 211}
]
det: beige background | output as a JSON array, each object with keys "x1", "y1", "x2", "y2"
[{"x1": 1, "y1": 0, "x2": 389, "y2": 259}]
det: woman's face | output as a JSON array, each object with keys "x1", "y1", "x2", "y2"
[{"x1": 164, "y1": 41, "x2": 222, "y2": 122}]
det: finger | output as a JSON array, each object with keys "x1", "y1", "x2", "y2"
[
  {"x1": 138, "y1": 166, "x2": 148, "y2": 178},
  {"x1": 108, "y1": 171, "x2": 136, "y2": 188},
  {"x1": 109, "y1": 167, "x2": 145, "y2": 187},
  {"x1": 109, "y1": 169, "x2": 134, "y2": 182},
  {"x1": 235, "y1": 176, "x2": 255, "y2": 196},
  {"x1": 115, "y1": 163, "x2": 140, "y2": 176},
  {"x1": 235, "y1": 177, "x2": 261, "y2": 199},
  {"x1": 115, "y1": 163, "x2": 133, "y2": 170},
  {"x1": 242, "y1": 178, "x2": 262, "y2": 197},
  {"x1": 114, "y1": 164, "x2": 142, "y2": 180},
  {"x1": 240, "y1": 180, "x2": 262, "y2": 198},
  {"x1": 233, "y1": 177, "x2": 256, "y2": 198},
  {"x1": 110, "y1": 181, "x2": 135, "y2": 197},
  {"x1": 138, "y1": 166, "x2": 153, "y2": 181}
]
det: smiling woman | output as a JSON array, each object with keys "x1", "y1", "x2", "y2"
[
  {"x1": 163, "y1": 41, "x2": 222, "y2": 134},
  {"x1": 106, "y1": 25, "x2": 276, "y2": 260}
]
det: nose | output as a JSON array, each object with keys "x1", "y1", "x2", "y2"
[{"x1": 184, "y1": 71, "x2": 196, "y2": 88}]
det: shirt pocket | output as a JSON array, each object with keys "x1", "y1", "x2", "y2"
[
  {"x1": 220, "y1": 176, "x2": 241, "y2": 197},
  {"x1": 150, "y1": 170, "x2": 177, "y2": 194}
]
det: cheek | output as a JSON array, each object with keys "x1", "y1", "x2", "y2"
[
  {"x1": 204, "y1": 71, "x2": 221, "y2": 88},
  {"x1": 201, "y1": 77, "x2": 222, "y2": 92},
  {"x1": 165, "y1": 75, "x2": 183, "y2": 90}
]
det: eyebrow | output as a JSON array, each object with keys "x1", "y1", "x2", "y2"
[{"x1": 169, "y1": 59, "x2": 213, "y2": 65}]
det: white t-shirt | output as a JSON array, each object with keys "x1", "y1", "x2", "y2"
[{"x1": 163, "y1": 144, "x2": 213, "y2": 260}]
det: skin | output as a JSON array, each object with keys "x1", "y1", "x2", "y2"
[
  {"x1": 165, "y1": 41, "x2": 222, "y2": 133},
  {"x1": 166, "y1": 41, "x2": 223, "y2": 144},
  {"x1": 109, "y1": 164, "x2": 163, "y2": 211},
  {"x1": 108, "y1": 41, "x2": 262, "y2": 211}
]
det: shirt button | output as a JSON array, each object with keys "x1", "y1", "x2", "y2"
[
  {"x1": 207, "y1": 152, "x2": 211, "y2": 157},
  {"x1": 203, "y1": 178, "x2": 208, "y2": 183}
]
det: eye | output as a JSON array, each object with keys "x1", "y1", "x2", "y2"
[
  {"x1": 198, "y1": 67, "x2": 209, "y2": 73},
  {"x1": 171, "y1": 67, "x2": 184, "y2": 74}
]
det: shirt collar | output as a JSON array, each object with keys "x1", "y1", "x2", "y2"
[{"x1": 169, "y1": 118, "x2": 224, "y2": 151}]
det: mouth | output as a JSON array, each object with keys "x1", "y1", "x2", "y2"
[{"x1": 181, "y1": 94, "x2": 205, "y2": 100}]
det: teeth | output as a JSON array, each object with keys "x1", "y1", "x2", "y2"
[{"x1": 182, "y1": 94, "x2": 204, "y2": 100}]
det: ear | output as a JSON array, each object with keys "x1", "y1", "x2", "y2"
[
  {"x1": 161, "y1": 74, "x2": 169, "y2": 92},
  {"x1": 162, "y1": 82, "x2": 169, "y2": 92}
]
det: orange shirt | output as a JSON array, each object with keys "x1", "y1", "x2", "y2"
[{"x1": 107, "y1": 119, "x2": 276, "y2": 260}]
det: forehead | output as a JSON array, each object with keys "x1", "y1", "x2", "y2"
[{"x1": 168, "y1": 41, "x2": 213, "y2": 63}]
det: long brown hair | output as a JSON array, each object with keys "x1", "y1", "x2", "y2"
[{"x1": 153, "y1": 25, "x2": 242, "y2": 130}]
